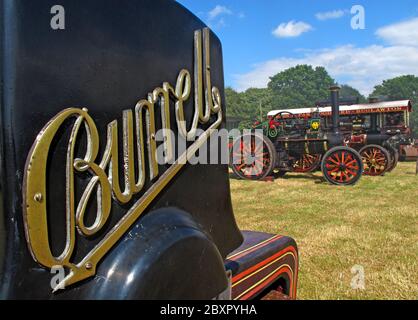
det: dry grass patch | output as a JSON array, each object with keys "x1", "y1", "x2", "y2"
[{"x1": 230, "y1": 162, "x2": 418, "y2": 300}]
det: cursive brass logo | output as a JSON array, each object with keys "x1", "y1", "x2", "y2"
[{"x1": 23, "y1": 28, "x2": 222, "y2": 290}]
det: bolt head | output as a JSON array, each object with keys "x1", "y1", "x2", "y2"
[{"x1": 34, "y1": 193, "x2": 43, "y2": 202}]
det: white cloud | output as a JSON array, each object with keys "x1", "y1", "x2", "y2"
[
  {"x1": 206, "y1": 5, "x2": 242, "y2": 30},
  {"x1": 376, "y1": 17, "x2": 418, "y2": 46},
  {"x1": 315, "y1": 10, "x2": 346, "y2": 21},
  {"x1": 272, "y1": 21, "x2": 313, "y2": 38},
  {"x1": 214, "y1": 18, "x2": 227, "y2": 29},
  {"x1": 234, "y1": 17, "x2": 418, "y2": 95},
  {"x1": 234, "y1": 45, "x2": 418, "y2": 95},
  {"x1": 208, "y1": 5, "x2": 232, "y2": 20}
]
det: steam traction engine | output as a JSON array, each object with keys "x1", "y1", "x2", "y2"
[
  {"x1": 231, "y1": 86, "x2": 364, "y2": 185},
  {"x1": 344, "y1": 115, "x2": 398, "y2": 176},
  {"x1": 260, "y1": 99, "x2": 414, "y2": 176},
  {"x1": 341, "y1": 100, "x2": 414, "y2": 175}
]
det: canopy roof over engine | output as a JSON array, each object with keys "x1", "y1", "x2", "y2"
[{"x1": 267, "y1": 100, "x2": 413, "y2": 118}]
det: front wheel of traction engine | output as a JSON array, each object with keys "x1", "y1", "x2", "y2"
[
  {"x1": 230, "y1": 133, "x2": 277, "y2": 180},
  {"x1": 359, "y1": 144, "x2": 391, "y2": 176},
  {"x1": 321, "y1": 146, "x2": 363, "y2": 186}
]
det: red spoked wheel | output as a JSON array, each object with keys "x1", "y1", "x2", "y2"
[
  {"x1": 321, "y1": 146, "x2": 363, "y2": 185},
  {"x1": 230, "y1": 133, "x2": 276, "y2": 180},
  {"x1": 359, "y1": 145, "x2": 390, "y2": 176},
  {"x1": 292, "y1": 154, "x2": 321, "y2": 173}
]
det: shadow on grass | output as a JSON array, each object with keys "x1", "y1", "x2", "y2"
[
  {"x1": 229, "y1": 172, "x2": 327, "y2": 184},
  {"x1": 281, "y1": 173, "x2": 326, "y2": 184},
  {"x1": 405, "y1": 172, "x2": 418, "y2": 175}
]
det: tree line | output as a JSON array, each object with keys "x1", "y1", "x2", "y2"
[{"x1": 225, "y1": 65, "x2": 418, "y2": 137}]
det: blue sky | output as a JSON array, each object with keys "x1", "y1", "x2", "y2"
[{"x1": 176, "y1": 0, "x2": 418, "y2": 96}]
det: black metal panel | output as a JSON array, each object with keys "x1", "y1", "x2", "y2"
[
  {"x1": 370, "y1": 114, "x2": 378, "y2": 133},
  {"x1": 330, "y1": 86, "x2": 341, "y2": 134},
  {"x1": 59, "y1": 208, "x2": 229, "y2": 300},
  {"x1": 0, "y1": 0, "x2": 242, "y2": 298},
  {"x1": 366, "y1": 133, "x2": 392, "y2": 145}
]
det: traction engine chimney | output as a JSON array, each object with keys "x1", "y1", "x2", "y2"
[{"x1": 330, "y1": 85, "x2": 341, "y2": 134}]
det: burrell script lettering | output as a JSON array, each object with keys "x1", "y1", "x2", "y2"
[{"x1": 23, "y1": 28, "x2": 223, "y2": 290}]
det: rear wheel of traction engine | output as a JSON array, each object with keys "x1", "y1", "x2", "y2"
[
  {"x1": 359, "y1": 144, "x2": 391, "y2": 176},
  {"x1": 230, "y1": 133, "x2": 276, "y2": 180},
  {"x1": 292, "y1": 154, "x2": 321, "y2": 173},
  {"x1": 321, "y1": 146, "x2": 363, "y2": 185},
  {"x1": 385, "y1": 146, "x2": 399, "y2": 173}
]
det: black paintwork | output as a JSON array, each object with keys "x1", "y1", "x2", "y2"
[
  {"x1": 370, "y1": 114, "x2": 378, "y2": 133},
  {"x1": 330, "y1": 87, "x2": 341, "y2": 135},
  {"x1": 60, "y1": 208, "x2": 229, "y2": 300},
  {"x1": 0, "y1": 0, "x2": 243, "y2": 299}
]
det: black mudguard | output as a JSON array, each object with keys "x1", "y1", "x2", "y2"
[{"x1": 56, "y1": 208, "x2": 228, "y2": 300}]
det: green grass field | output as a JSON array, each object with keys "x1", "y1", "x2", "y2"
[{"x1": 230, "y1": 162, "x2": 418, "y2": 300}]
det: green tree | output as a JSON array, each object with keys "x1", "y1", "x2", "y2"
[
  {"x1": 225, "y1": 65, "x2": 371, "y2": 130},
  {"x1": 340, "y1": 84, "x2": 367, "y2": 103},
  {"x1": 225, "y1": 87, "x2": 274, "y2": 128},
  {"x1": 370, "y1": 75, "x2": 418, "y2": 137},
  {"x1": 224, "y1": 87, "x2": 243, "y2": 118},
  {"x1": 240, "y1": 88, "x2": 274, "y2": 121},
  {"x1": 267, "y1": 65, "x2": 335, "y2": 109}
]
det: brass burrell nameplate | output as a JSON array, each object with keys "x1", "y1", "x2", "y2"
[{"x1": 23, "y1": 28, "x2": 222, "y2": 290}]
